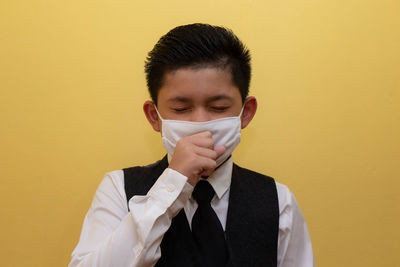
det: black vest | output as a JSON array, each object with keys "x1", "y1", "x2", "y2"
[{"x1": 124, "y1": 157, "x2": 279, "y2": 267}]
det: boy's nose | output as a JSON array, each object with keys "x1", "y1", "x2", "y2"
[{"x1": 190, "y1": 109, "x2": 211, "y2": 122}]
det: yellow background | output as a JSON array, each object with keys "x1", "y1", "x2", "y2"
[{"x1": 1, "y1": 1, "x2": 399, "y2": 266}]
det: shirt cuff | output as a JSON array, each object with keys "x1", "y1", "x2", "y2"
[{"x1": 147, "y1": 168, "x2": 192, "y2": 209}]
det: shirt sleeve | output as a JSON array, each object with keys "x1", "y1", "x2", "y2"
[
  {"x1": 69, "y1": 168, "x2": 193, "y2": 267},
  {"x1": 276, "y1": 183, "x2": 315, "y2": 267}
]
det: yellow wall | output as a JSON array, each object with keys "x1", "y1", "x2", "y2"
[{"x1": 1, "y1": 1, "x2": 399, "y2": 266}]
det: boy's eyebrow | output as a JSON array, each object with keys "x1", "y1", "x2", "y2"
[
  {"x1": 167, "y1": 94, "x2": 233, "y2": 103},
  {"x1": 207, "y1": 94, "x2": 234, "y2": 102},
  {"x1": 167, "y1": 96, "x2": 191, "y2": 103}
]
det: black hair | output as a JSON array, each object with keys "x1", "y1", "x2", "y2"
[{"x1": 144, "y1": 23, "x2": 251, "y2": 104}]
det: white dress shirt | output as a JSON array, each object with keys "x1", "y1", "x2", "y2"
[{"x1": 69, "y1": 157, "x2": 315, "y2": 267}]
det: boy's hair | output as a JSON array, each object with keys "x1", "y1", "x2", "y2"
[{"x1": 145, "y1": 23, "x2": 251, "y2": 104}]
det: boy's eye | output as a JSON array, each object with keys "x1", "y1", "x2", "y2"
[
  {"x1": 172, "y1": 107, "x2": 190, "y2": 113},
  {"x1": 211, "y1": 106, "x2": 229, "y2": 112}
]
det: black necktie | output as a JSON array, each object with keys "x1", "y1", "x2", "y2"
[{"x1": 191, "y1": 180, "x2": 228, "y2": 266}]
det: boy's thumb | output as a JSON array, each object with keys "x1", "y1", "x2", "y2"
[{"x1": 214, "y1": 145, "x2": 226, "y2": 158}]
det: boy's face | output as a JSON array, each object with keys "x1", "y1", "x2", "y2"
[
  {"x1": 158, "y1": 67, "x2": 242, "y2": 121},
  {"x1": 144, "y1": 67, "x2": 257, "y2": 132}
]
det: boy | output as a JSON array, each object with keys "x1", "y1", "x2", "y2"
[{"x1": 69, "y1": 23, "x2": 314, "y2": 267}]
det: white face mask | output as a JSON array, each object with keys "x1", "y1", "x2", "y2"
[{"x1": 155, "y1": 106, "x2": 244, "y2": 167}]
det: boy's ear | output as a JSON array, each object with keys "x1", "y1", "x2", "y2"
[
  {"x1": 241, "y1": 96, "x2": 257, "y2": 129},
  {"x1": 143, "y1": 100, "x2": 161, "y2": 132}
]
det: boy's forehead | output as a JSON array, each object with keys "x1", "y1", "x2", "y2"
[{"x1": 156, "y1": 67, "x2": 242, "y2": 104}]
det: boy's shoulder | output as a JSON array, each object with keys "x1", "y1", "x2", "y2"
[
  {"x1": 232, "y1": 162, "x2": 276, "y2": 183},
  {"x1": 123, "y1": 156, "x2": 168, "y2": 173}
]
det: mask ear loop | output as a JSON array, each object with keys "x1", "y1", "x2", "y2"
[
  {"x1": 238, "y1": 104, "x2": 245, "y2": 117},
  {"x1": 153, "y1": 103, "x2": 164, "y2": 121}
]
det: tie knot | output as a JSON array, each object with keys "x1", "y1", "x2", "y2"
[{"x1": 192, "y1": 180, "x2": 215, "y2": 204}]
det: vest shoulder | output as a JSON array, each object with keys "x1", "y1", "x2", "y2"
[
  {"x1": 232, "y1": 163, "x2": 275, "y2": 183},
  {"x1": 123, "y1": 156, "x2": 168, "y2": 176}
]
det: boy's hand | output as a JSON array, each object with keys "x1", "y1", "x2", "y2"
[{"x1": 169, "y1": 131, "x2": 226, "y2": 186}]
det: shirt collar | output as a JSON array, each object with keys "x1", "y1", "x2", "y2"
[
  {"x1": 167, "y1": 154, "x2": 232, "y2": 199},
  {"x1": 204, "y1": 156, "x2": 232, "y2": 199}
]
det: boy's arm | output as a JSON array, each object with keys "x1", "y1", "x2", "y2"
[
  {"x1": 277, "y1": 183, "x2": 315, "y2": 267},
  {"x1": 69, "y1": 168, "x2": 193, "y2": 267}
]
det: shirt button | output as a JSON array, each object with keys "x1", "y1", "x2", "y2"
[{"x1": 167, "y1": 184, "x2": 175, "y2": 192}]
